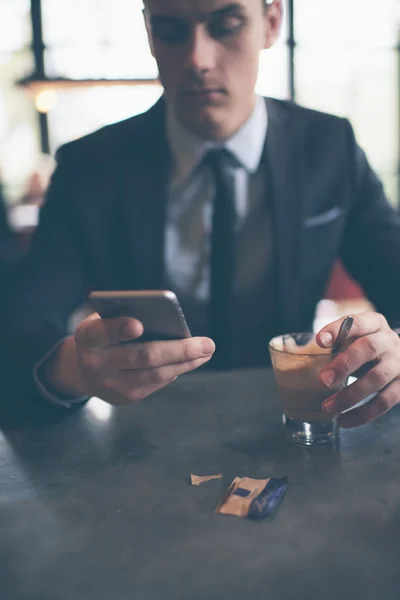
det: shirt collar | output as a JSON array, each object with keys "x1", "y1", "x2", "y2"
[{"x1": 167, "y1": 96, "x2": 268, "y2": 185}]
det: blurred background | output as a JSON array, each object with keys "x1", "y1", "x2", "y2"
[{"x1": 0, "y1": 0, "x2": 399, "y2": 320}]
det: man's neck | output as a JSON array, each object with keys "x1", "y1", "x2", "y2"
[{"x1": 172, "y1": 96, "x2": 258, "y2": 143}]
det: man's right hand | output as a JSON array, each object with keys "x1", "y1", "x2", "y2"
[{"x1": 44, "y1": 313, "x2": 215, "y2": 405}]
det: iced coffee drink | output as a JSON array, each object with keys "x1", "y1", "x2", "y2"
[{"x1": 269, "y1": 333, "x2": 345, "y2": 446}]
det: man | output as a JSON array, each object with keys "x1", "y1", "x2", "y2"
[{"x1": 4, "y1": 0, "x2": 400, "y2": 428}]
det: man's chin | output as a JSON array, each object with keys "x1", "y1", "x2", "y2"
[{"x1": 178, "y1": 106, "x2": 227, "y2": 140}]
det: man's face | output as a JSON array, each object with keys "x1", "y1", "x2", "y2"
[{"x1": 144, "y1": 0, "x2": 282, "y2": 140}]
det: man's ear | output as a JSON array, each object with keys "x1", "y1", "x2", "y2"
[
  {"x1": 143, "y1": 9, "x2": 155, "y2": 58},
  {"x1": 263, "y1": 0, "x2": 283, "y2": 49}
]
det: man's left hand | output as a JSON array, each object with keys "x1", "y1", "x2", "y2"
[{"x1": 317, "y1": 313, "x2": 400, "y2": 428}]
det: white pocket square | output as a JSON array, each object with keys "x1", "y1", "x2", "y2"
[{"x1": 304, "y1": 206, "x2": 343, "y2": 228}]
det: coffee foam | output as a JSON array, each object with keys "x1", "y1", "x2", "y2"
[{"x1": 282, "y1": 338, "x2": 329, "y2": 355}]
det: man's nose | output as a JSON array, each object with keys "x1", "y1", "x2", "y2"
[{"x1": 184, "y1": 26, "x2": 217, "y2": 73}]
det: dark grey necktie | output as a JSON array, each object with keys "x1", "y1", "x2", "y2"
[{"x1": 204, "y1": 149, "x2": 236, "y2": 369}]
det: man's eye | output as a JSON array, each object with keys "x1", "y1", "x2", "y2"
[
  {"x1": 151, "y1": 20, "x2": 189, "y2": 44},
  {"x1": 209, "y1": 16, "x2": 244, "y2": 38}
]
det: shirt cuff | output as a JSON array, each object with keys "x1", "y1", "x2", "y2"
[{"x1": 34, "y1": 338, "x2": 89, "y2": 408}]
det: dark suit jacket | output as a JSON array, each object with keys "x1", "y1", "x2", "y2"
[{"x1": 4, "y1": 97, "x2": 400, "y2": 406}]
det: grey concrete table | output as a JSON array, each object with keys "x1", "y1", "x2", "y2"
[{"x1": 1, "y1": 368, "x2": 400, "y2": 600}]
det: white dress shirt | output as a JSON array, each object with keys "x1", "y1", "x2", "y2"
[{"x1": 165, "y1": 95, "x2": 268, "y2": 301}]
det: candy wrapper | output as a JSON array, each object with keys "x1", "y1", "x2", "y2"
[{"x1": 216, "y1": 476, "x2": 289, "y2": 519}]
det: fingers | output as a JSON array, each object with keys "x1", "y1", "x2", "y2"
[
  {"x1": 338, "y1": 378, "x2": 400, "y2": 429},
  {"x1": 80, "y1": 337, "x2": 215, "y2": 377},
  {"x1": 104, "y1": 337, "x2": 215, "y2": 371},
  {"x1": 101, "y1": 355, "x2": 211, "y2": 401},
  {"x1": 75, "y1": 328, "x2": 215, "y2": 406},
  {"x1": 316, "y1": 312, "x2": 400, "y2": 427},
  {"x1": 319, "y1": 330, "x2": 395, "y2": 388},
  {"x1": 75, "y1": 313, "x2": 144, "y2": 348},
  {"x1": 322, "y1": 352, "x2": 400, "y2": 417},
  {"x1": 317, "y1": 312, "x2": 388, "y2": 349}
]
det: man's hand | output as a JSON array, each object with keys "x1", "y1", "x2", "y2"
[
  {"x1": 317, "y1": 312, "x2": 400, "y2": 428},
  {"x1": 46, "y1": 313, "x2": 215, "y2": 405}
]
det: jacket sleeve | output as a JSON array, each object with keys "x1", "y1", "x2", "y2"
[
  {"x1": 339, "y1": 120, "x2": 400, "y2": 328},
  {"x1": 1, "y1": 146, "x2": 89, "y2": 413}
]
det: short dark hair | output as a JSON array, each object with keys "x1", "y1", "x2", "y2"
[{"x1": 143, "y1": 0, "x2": 274, "y2": 7}]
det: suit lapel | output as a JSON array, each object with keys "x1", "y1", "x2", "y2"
[
  {"x1": 265, "y1": 98, "x2": 305, "y2": 332},
  {"x1": 120, "y1": 99, "x2": 170, "y2": 290}
]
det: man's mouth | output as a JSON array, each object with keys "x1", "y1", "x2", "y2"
[
  {"x1": 179, "y1": 89, "x2": 227, "y2": 106},
  {"x1": 181, "y1": 88, "x2": 226, "y2": 99}
]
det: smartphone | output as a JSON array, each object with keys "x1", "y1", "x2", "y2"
[{"x1": 89, "y1": 290, "x2": 191, "y2": 342}]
